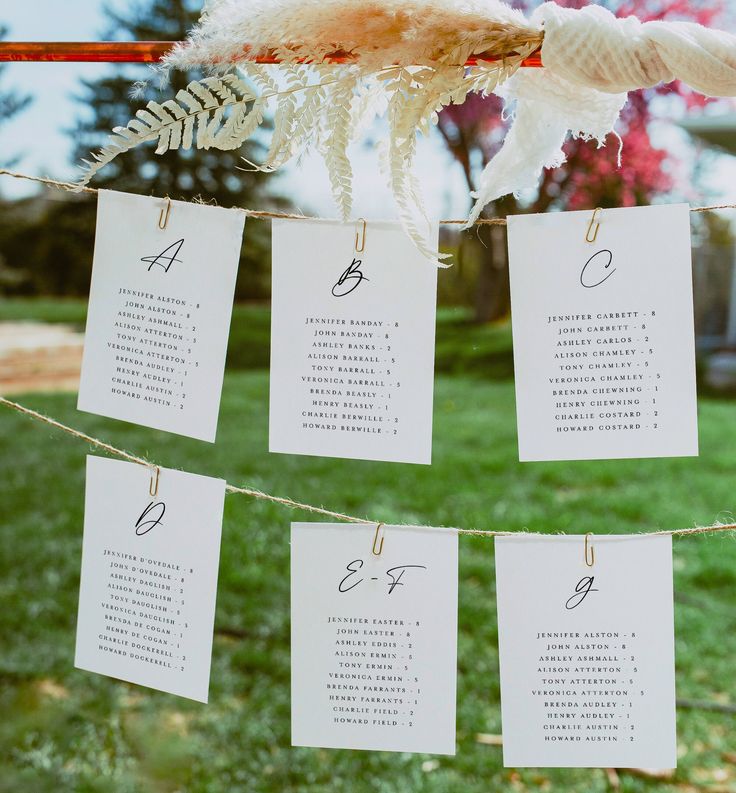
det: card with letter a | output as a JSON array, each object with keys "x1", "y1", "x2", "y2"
[
  {"x1": 507, "y1": 204, "x2": 698, "y2": 462},
  {"x1": 269, "y1": 219, "x2": 438, "y2": 464},
  {"x1": 494, "y1": 534, "x2": 676, "y2": 768},
  {"x1": 291, "y1": 522, "x2": 458, "y2": 754},
  {"x1": 78, "y1": 190, "x2": 245, "y2": 442},
  {"x1": 75, "y1": 455, "x2": 225, "y2": 702}
]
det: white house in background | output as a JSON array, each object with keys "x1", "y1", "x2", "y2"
[
  {"x1": 680, "y1": 113, "x2": 736, "y2": 390},
  {"x1": 680, "y1": 113, "x2": 736, "y2": 155}
]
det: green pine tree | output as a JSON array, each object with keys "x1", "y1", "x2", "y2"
[
  {"x1": 0, "y1": 25, "x2": 33, "y2": 290},
  {"x1": 0, "y1": 25, "x2": 32, "y2": 170},
  {"x1": 73, "y1": 1, "x2": 273, "y2": 202},
  {"x1": 65, "y1": 0, "x2": 279, "y2": 299}
]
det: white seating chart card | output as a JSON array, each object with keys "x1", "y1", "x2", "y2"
[
  {"x1": 495, "y1": 534, "x2": 676, "y2": 768},
  {"x1": 269, "y1": 219, "x2": 438, "y2": 464},
  {"x1": 507, "y1": 204, "x2": 698, "y2": 462},
  {"x1": 75, "y1": 455, "x2": 225, "y2": 703},
  {"x1": 291, "y1": 522, "x2": 458, "y2": 754},
  {"x1": 78, "y1": 190, "x2": 245, "y2": 442}
]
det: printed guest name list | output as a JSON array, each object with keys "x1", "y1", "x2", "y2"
[
  {"x1": 302, "y1": 315, "x2": 399, "y2": 432},
  {"x1": 291, "y1": 523, "x2": 458, "y2": 754},
  {"x1": 78, "y1": 190, "x2": 244, "y2": 442},
  {"x1": 546, "y1": 308, "x2": 656, "y2": 431},
  {"x1": 507, "y1": 204, "x2": 698, "y2": 462},
  {"x1": 75, "y1": 457, "x2": 225, "y2": 702},
  {"x1": 495, "y1": 535, "x2": 676, "y2": 768},
  {"x1": 270, "y1": 219, "x2": 438, "y2": 465}
]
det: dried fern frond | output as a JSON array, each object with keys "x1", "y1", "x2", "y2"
[
  {"x1": 78, "y1": 73, "x2": 260, "y2": 185},
  {"x1": 319, "y1": 74, "x2": 358, "y2": 220}
]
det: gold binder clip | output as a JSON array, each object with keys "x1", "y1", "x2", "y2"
[
  {"x1": 158, "y1": 196, "x2": 172, "y2": 230},
  {"x1": 585, "y1": 207, "x2": 602, "y2": 243},
  {"x1": 149, "y1": 466, "x2": 160, "y2": 497},
  {"x1": 584, "y1": 532, "x2": 595, "y2": 567},
  {"x1": 372, "y1": 523, "x2": 385, "y2": 556},
  {"x1": 355, "y1": 218, "x2": 367, "y2": 253}
]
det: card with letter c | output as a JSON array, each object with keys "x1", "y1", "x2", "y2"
[{"x1": 507, "y1": 204, "x2": 697, "y2": 462}]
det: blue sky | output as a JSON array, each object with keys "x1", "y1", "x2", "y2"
[
  {"x1": 1, "y1": 2, "x2": 735, "y2": 220},
  {"x1": 2, "y1": 1, "x2": 113, "y2": 189}
]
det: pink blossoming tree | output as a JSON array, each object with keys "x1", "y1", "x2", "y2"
[{"x1": 437, "y1": 0, "x2": 726, "y2": 321}]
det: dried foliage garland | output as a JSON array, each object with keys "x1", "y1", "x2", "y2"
[
  {"x1": 76, "y1": 0, "x2": 543, "y2": 262},
  {"x1": 77, "y1": 0, "x2": 736, "y2": 261}
]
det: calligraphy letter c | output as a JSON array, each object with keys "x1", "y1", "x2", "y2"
[{"x1": 580, "y1": 249, "x2": 616, "y2": 289}]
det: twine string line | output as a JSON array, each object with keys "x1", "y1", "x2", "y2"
[
  {"x1": 1, "y1": 166, "x2": 734, "y2": 537},
  {"x1": 2, "y1": 168, "x2": 734, "y2": 224},
  {"x1": 1, "y1": 394, "x2": 734, "y2": 539}
]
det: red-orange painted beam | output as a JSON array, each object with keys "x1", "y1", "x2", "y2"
[{"x1": 0, "y1": 40, "x2": 542, "y2": 67}]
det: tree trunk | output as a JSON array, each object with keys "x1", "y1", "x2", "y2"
[
  {"x1": 473, "y1": 221, "x2": 509, "y2": 323},
  {"x1": 472, "y1": 195, "x2": 516, "y2": 323},
  {"x1": 434, "y1": 119, "x2": 516, "y2": 323}
]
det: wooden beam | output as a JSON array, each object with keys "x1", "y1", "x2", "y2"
[{"x1": 0, "y1": 40, "x2": 543, "y2": 67}]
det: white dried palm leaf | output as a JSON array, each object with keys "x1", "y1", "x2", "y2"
[{"x1": 170, "y1": 0, "x2": 539, "y2": 71}]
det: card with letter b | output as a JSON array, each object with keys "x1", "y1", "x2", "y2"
[{"x1": 269, "y1": 219, "x2": 438, "y2": 464}]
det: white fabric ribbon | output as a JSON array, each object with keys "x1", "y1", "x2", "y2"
[{"x1": 467, "y1": 2, "x2": 736, "y2": 225}]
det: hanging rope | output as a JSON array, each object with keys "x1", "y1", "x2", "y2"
[
  {"x1": 1, "y1": 165, "x2": 735, "y2": 537},
  {"x1": 1, "y1": 168, "x2": 734, "y2": 225},
  {"x1": 1, "y1": 394, "x2": 734, "y2": 540}
]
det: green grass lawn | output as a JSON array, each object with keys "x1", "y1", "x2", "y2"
[
  {"x1": 0, "y1": 298, "x2": 514, "y2": 378},
  {"x1": 1, "y1": 298, "x2": 735, "y2": 791},
  {"x1": 1, "y1": 370, "x2": 736, "y2": 793}
]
